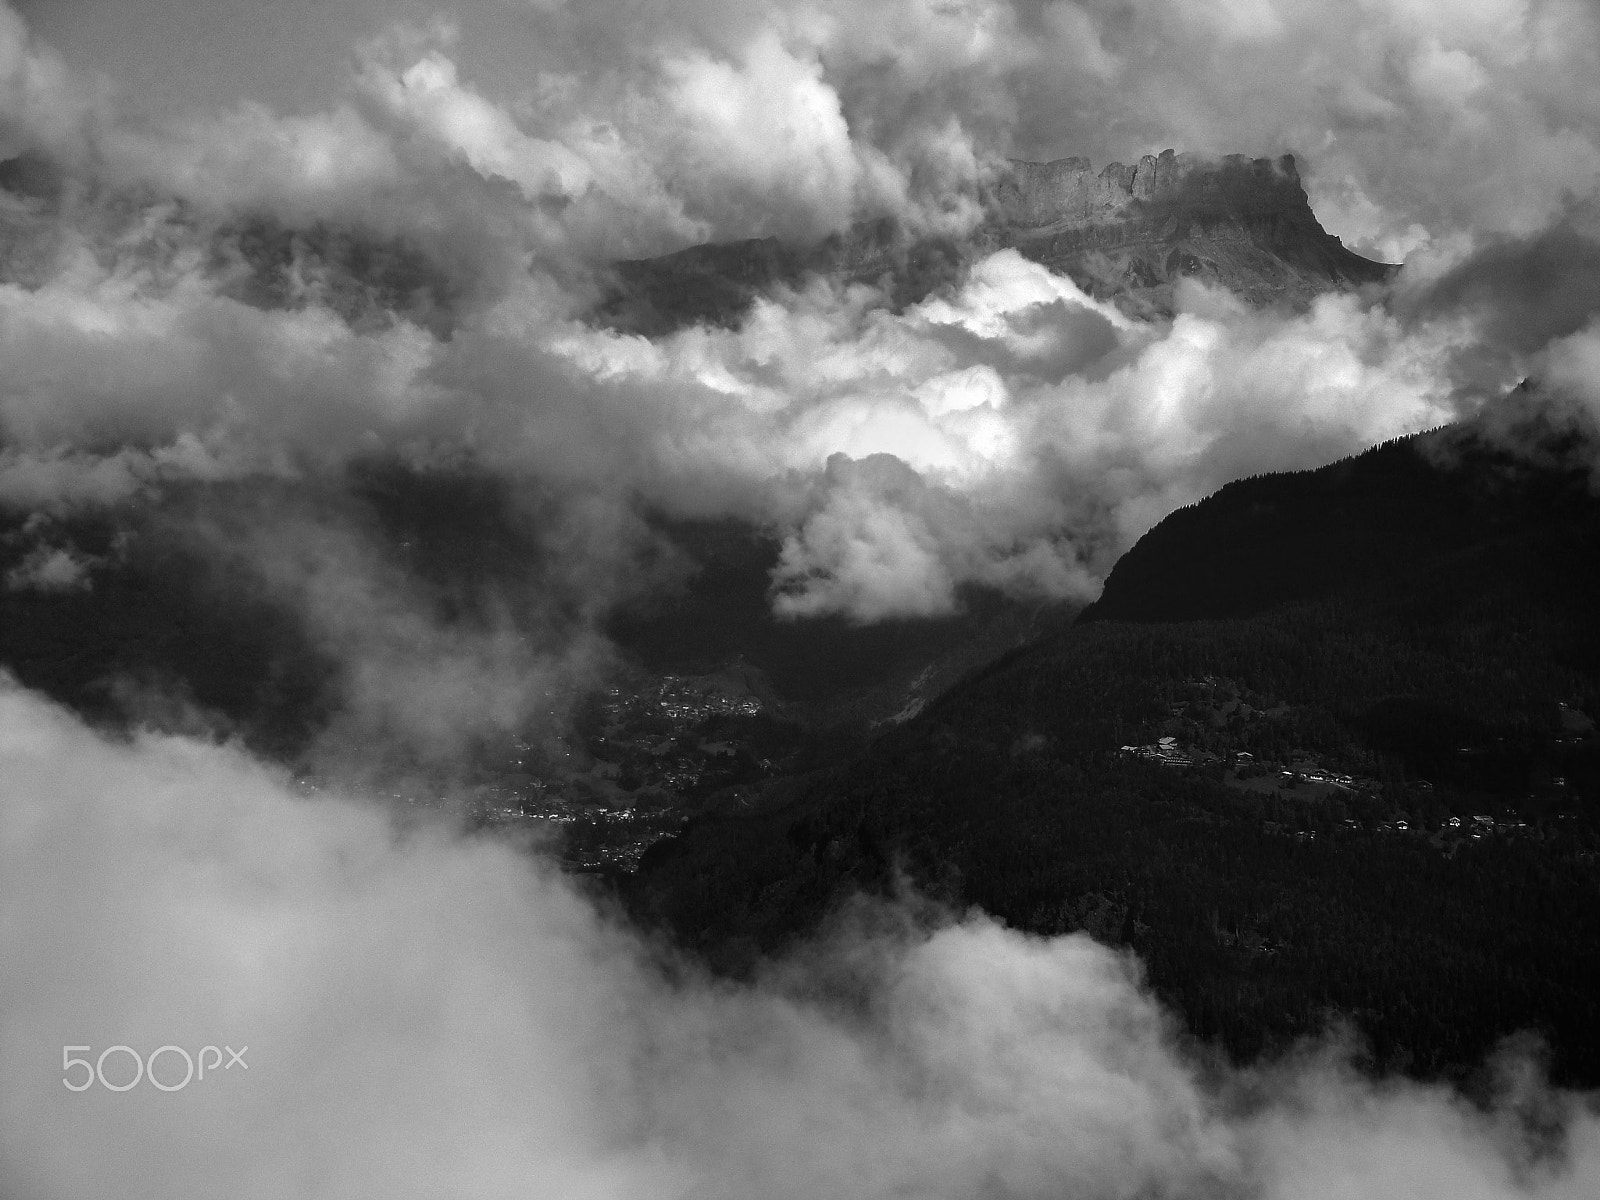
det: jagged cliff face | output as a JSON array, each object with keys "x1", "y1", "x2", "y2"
[
  {"x1": 601, "y1": 150, "x2": 1396, "y2": 333},
  {"x1": 991, "y1": 150, "x2": 1394, "y2": 317},
  {"x1": 0, "y1": 145, "x2": 1391, "y2": 336},
  {"x1": 996, "y1": 149, "x2": 1283, "y2": 226}
]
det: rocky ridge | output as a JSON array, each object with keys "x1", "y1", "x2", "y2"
[{"x1": 601, "y1": 150, "x2": 1396, "y2": 333}]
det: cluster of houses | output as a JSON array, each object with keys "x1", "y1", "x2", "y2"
[
  {"x1": 1273, "y1": 761, "x2": 1364, "y2": 790},
  {"x1": 1119, "y1": 736, "x2": 1196, "y2": 767},
  {"x1": 1115, "y1": 676, "x2": 1588, "y2": 845},
  {"x1": 1443, "y1": 814, "x2": 1530, "y2": 838},
  {"x1": 421, "y1": 672, "x2": 781, "y2": 872},
  {"x1": 600, "y1": 676, "x2": 765, "y2": 725}
]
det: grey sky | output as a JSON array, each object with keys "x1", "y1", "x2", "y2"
[{"x1": 14, "y1": 0, "x2": 525, "y2": 118}]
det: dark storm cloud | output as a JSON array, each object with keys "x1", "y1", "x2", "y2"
[
  {"x1": 1387, "y1": 208, "x2": 1600, "y2": 460},
  {"x1": 1401, "y1": 215, "x2": 1600, "y2": 358}
]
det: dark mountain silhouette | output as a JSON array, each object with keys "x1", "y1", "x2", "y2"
[
  {"x1": 600, "y1": 151, "x2": 1394, "y2": 334},
  {"x1": 1083, "y1": 411, "x2": 1600, "y2": 625},
  {"x1": 626, "y1": 402, "x2": 1600, "y2": 1084}
]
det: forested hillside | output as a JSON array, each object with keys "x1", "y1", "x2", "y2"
[{"x1": 627, "y1": 412, "x2": 1600, "y2": 1084}]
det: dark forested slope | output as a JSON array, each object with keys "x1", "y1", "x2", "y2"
[
  {"x1": 1082, "y1": 416, "x2": 1600, "y2": 626},
  {"x1": 628, "y1": 411, "x2": 1600, "y2": 1084}
]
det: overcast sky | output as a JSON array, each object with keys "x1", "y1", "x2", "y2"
[
  {"x1": 15, "y1": 0, "x2": 449, "y2": 117},
  {"x1": 14, "y1": 0, "x2": 1600, "y2": 252}
]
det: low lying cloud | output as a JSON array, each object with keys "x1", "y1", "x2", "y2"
[
  {"x1": 560, "y1": 257, "x2": 1457, "y2": 618},
  {"x1": 1, "y1": 679, "x2": 1596, "y2": 1200},
  {"x1": 3, "y1": 540, "x2": 96, "y2": 591},
  {"x1": 0, "y1": 192, "x2": 1462, "y2": 628}
]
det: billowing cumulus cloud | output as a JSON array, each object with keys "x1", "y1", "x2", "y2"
[
  {"x1": 1, "y1": 0, "x2": 1599, "y2": 728},
  {"x1": 2, "y1": 678, "x2": 1598, "y2": 1200},
  {"x1": 0, "y1": 185, "x2": 1461, "y2": 628},
  {"x1": 59, "y1": 0, "x2": 1600, "y2": 255}
]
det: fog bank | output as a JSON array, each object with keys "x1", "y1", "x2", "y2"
[{"x1": 2, "y1": 679, "x2": 1597, "y2": 1200}]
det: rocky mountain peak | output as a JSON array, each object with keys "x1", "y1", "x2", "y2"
[
  {"x1": 599, "y1": 150, "x2": 1394, "y2": 333},
  {"x1": 983, "y1": 149, "x2": 1390, "y2": 317},
  {"x1": 994, "y1": 150, "x2": 1302, "y2": 227}
]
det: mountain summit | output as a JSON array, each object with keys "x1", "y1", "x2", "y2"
[
  {"x1": 601, "y1": 150, "x2": 1395, "y2": 333},
  {"x1": 991, "y1": 150, "x2": 1394, "y2": 316}
]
